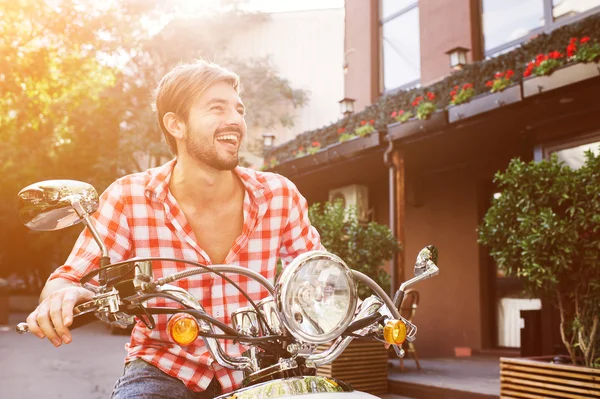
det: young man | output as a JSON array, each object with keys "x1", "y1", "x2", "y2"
[{"x1": 25, "y1": 60, "x2": 323, "y2": 398}]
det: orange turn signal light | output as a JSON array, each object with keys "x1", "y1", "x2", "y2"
[
  {"x1": 167, "y1": 313, "x2": 199, "y2": 346},
  {"x1": 383, "y1": 319, "x2": 407, "y2": 345}
]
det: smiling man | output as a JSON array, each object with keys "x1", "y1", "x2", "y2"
[{"x1": 25, "y1": 60, "x2": 323, "y2": 398}]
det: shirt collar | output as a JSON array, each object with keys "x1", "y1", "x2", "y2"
[{"x1": 144, "y1": 158, "x2": 267, "y2": 202}]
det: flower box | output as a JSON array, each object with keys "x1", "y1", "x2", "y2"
[
  {"x1": 387, "y1": 110, "x2": 448, "y2": 141},
  {"x1": 447, "y1": 84, "x2": 522, "y2": 123},
  {"x1": 522, "y1": 62, "x2": 600, "y2": 98},
  {"x1": 277, "y1": 148, "x2": 329, "y2": 175},
  {"x1": 500, "y1": 356, "x2": 600, "y2": 398},
  {"x1": 327, "y1": 132, "x2": 381, "y2": 161}
]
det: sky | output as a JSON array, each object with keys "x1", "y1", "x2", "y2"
[{"x1": 239, "y1": 0, "x2": 344, "y2": 13}]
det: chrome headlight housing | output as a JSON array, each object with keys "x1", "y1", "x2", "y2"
[{"x1": 275, "y1": 250, "x2": 357, "y2": 344}]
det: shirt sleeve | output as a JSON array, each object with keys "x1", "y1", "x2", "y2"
[
  {"x1": 278, "y1": 183, "x2": 324, "y2": 263},
  {"x1": 47, "y1": 178, "x2": 133, "y2": 284}
]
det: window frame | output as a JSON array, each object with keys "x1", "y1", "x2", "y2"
[
  {"x1": 379, "y1": 1, "x2": 421, "y2": 93},
  {"x1": 482, "y1": 0, "x2": 600, "y2": 57}
]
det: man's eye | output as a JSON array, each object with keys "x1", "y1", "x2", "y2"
[{"x1": 211, "y1": 106, "x2": 224, "y2": 111}]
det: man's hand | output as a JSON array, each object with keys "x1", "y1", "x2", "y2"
[{"x1": 26, "y1": 285, "x2": 93, "y2": 347}]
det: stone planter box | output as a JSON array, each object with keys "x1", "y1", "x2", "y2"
[
  {"x1": 523, "y1": 62, "x2": 600, "y2": 98},
  {"x1": 387, "y1": 110, "x2": 448, "y2": 141},
  {"x1": 500, "y1": 356, "x2": 600, "y2": 398},
  {"x1": 327, "y1": 131, "x2": 381, "y2": 162},
  {"x1": 447, "y1": 84, "x2": 522, "y2": 123},
  {"x1": 317, "y1": 339, "x2": 388, "y2": 396}
]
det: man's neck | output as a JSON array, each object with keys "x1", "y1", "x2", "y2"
[{"x1": 169, "y1": 155, "x2": 241, "y2": 208}]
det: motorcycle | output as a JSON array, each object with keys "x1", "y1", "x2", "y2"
[{"x1": 15, "y1": 180, "x2": 439, "y2": 398}]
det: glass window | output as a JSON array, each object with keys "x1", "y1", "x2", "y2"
[
  {"x1": 553, "y1": 141, "x2": 600, "y2": 169},
  {"x1": 553, "y1": 0, "x2": 600, "y2": 21},
  {"x1": 381, "y1": 0, "x2": 416, "y2": 19},
  {"x1": 382, "y1": 6, "x2": 420, "y2": 90},
  {"x1": 482, "y1": 0, "x2": 544, "y2": 53}
]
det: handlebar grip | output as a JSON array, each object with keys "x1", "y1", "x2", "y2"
[{"x1": 15, "y1": 308, "x2": 98, "y2": 335}]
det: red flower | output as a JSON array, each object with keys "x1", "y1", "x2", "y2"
[
  {"x1": 505, "y1": 70, "x2": 514, "y2": 78},
  {"x1": 298, "y1": 146, "x2": 304, "y2": 151},
  {"x1": 450, "y1": 90, "x2": 457, "y2": 96},
  {"x1": 570, "y1": 37, "x2": 578, "y2": 44},
  {"x1": 391, "y1": 111, "x2": 397, "y2": 118},
  {"x1": 426, "y1": 92, "x2": 435, "y2": 101},
  {"x1": 567, "y1": 43, "x2": 577, "y2": 57},
  {"x1": 535, "y1": 54, "x2": 545, "y2": 63},
  {"x1": 369, "y1": 119, "x2": 374, "y2": 124},
  {"x1": 337, "y1": 127, "x2": 345, "y2": 134},
  {"x1": 549, "y1": 50, "x2": 562, "y2": 59},
  {"x1": 523, "y1": 68, "x2": 532, "y2": 77},
  {"x1": 398, "y1": 110, "x2": 404, "y2": 115},
  {"x1": 312, "y1": 141, "x2": 320, "y2": 147},
  {"x1": 494, "y1": 72, "x2": 504, "y2": 79},
  {"x1": 463, "y1": 83, "x2": 473, "y2": 90},
  {"x1": 412, "y1": 100, "x2": 420, "y2": 106},
  {"x1": 581, "y1": 36, "x2": 591, "y2": 44},
  {"x1": 454, "y1": 85, "x2": 459, "y2": 90},
  {"x1": 486, "y1": 80, "x2": 493, "y2": 87},
  {"x1": 360, "y1": 120, "x2": 366, "y2": 125}
]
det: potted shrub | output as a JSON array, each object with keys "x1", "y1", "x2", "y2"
[
  {"x1": 478, "y1": 152, "x2": 600, "y2": 396},
  {"x1": 308, "y1": 200, "x2": 401, "y2": 395}
]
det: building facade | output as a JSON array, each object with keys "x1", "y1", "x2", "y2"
[{"x1": 266, "y1": 0, "x2": 600, "y2": 357}]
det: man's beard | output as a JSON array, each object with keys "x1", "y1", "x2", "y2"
[{"x1": 184, "y1": 126, "x2": 240, "y2": 171}]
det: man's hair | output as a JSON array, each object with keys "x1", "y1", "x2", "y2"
[{"x1": 154, "y1": 60, "x2": 240, "y2": 155}]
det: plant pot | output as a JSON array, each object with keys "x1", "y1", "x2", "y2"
[
  {"x1": 500, "y1": 356, "x2": 600, "y2": 398},
  {"x1": 316, "y1": 339, "x2": 388, "y2": 396},
  {"x1": 522, "y1": 61, "x2": 600, "y2": 98},
  {"x1": 447, "y1": 84, "x2": 522, "y2": 123},
  {"x1": 275, "y1": 148, "x2": 329, "y2": 176},
  {"x1": 327, "y1": 132, "x2": 381, "y2": 161},
  {"x1": 387, "y1": 110, "x2": 448, "y2": 141}
]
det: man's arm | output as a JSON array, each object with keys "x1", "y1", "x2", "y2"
[
  {"x1": 278, "y1": 182, "x2": 324, "y2": 263},
  {"x1": 27, "y1": 179, "x2": 132, "y2": 347}
]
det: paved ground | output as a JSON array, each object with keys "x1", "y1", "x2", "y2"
[
  {"x1": 388, "y1": 357, "x2": 500, "y2": 396},
  {"x1": 1, "y1": 313, "x2": 129, "y2": 399}
]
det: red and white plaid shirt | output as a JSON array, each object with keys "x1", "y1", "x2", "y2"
[{"x1": 48, "y1": 158, "x2": 322, "y2": 393}]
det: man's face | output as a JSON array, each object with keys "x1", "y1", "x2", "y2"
[{"x1": 182, "y1": 81, "x2": 246, "y2": 170}]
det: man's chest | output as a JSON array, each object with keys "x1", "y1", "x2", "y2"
[{"x1": 185, "y1": 208, "x2": 244, "y2": 264}]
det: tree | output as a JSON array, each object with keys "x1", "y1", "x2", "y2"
[
  {"x1": 479, "y1": 152, "x2": 600, "y2": 367},
  {"x1": 0, "y1": 0, "x2": 311, "y2": 289}
]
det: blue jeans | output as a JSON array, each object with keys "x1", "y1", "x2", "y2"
[{"x1": 111, "y1": 359, "x2": 222, "y2": 398}]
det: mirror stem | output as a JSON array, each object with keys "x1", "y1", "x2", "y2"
[{"x1": 71, "y1": 200, "x2": 111, "y2": 284}]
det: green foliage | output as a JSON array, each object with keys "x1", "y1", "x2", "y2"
[
  {"x1": 308, "y1": 200, "x2": 401, "y2": 299},
  {"x1": 338, "y1": 132, "x2": 357, "y2": 143},
  {"x1": 354, "y1": 124, "x2": 375, "y2": 138},
  {"x1": 416, "y1": 102, "x2": 437, "y2": 120},
  {"x1": 479, "y1": 152, "x2": 600, "y2": 367},
  {"x1": 0, "y1": 0, "x2": 310, "y2": 289}
]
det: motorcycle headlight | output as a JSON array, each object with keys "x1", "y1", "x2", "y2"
[{"x1": 275, "y1": 251, "x2": 357, "y2": 344}]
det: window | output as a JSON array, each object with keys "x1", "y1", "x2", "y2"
[
  {"x1": 540, "y1": 134, "x2": 600, "y2": 169},
  {"x1": 482, "y1": 0, "x2": 600, "y2": 56},
  {"x1": 380, "y1": 1, "x2": 420, "y2": 91}
]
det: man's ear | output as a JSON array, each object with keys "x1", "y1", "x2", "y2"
[{"x1": 163, "y1": 112, "x2": 186, "y2": 140}]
